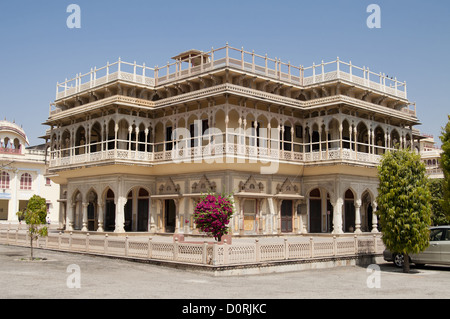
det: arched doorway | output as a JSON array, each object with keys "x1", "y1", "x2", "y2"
[
  {"x1": 390, "y1": 129, "x2": 400, "y2": 149},
  {"x1": 374, "y1": 126, "x2": 385, "y2": 155},
  {"x1": 90, "y1": 122, "x2": 102, "y2": 153},
  {"x1": 87, "y1": 190, "x2": 98, "y2": 231},
  {"x1": 309, "y1": 188, "x2": 321, "y2": 233},
  {"x1": 104, "y1": 189, "x2": 116, "y2": 232},
  {"x1": 124, "y1": 191, "x2": 133, "y2": 232},
  {"x1": 75, "y1": 126, "x2": 86, "y2": 155},
  {"x1": 361, "y1": 191, "x2": 373, "y2": 232},
  {"x1": 72, "y1": 190, "x2": 82, "y2": 230},
  {"x1": 137, "y1": 188, "x2": 150, "y2": 232},
  {"x1": 326, "y1": 193, "x2": 334, "y2": 233},
  {"x1": 164, "y1": 199, "x2": 176, "y2": 233},
  {"x1": 357, "y1": 122, "x2": 369, "y2": 153},
  {"x1": 344, "y1": 189, "x2": 355, "y2": 232}
]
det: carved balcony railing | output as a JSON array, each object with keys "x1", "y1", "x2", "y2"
[
  {"x1": 55, "y1": 44, "x2": 408, "y2": 102},
  {"x1": 48, "y1": 132, "x2": 387, "y2": 170}
]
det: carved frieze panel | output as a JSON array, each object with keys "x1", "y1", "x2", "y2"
[
  {"x1": 238, "y1": 175, "x2": 264, "y2": 193},
  {"x1": 158, "y1": 177, "x2": 181, "y2": 195},
  {"x1": 191, "y1": 175, "x2": 216, "y2": 193}
]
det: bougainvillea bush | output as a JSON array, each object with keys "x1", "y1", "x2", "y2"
[{"x1": 193, "y1": 193, "x2": 235, "y2": 241}]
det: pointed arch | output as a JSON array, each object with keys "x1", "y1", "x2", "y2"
[
  {"x1": 74, "y1": 125, "x2": 86, "y2": 155},
  {"x1": 344, "y1": 188, "x2": 355, "y2": 233},
  {"x1": 328, "y1": 117, "x2": 340, "y2": 150},
  {"x1": 356, "y1": 121, "x2": 369, "y2": 153},
  {"x1": 90, "y1": 121, "x2": 102, "y2": 153},
  {"x1": 86, "y1": 188, "x2": 99, "y2": 231},
  {"x1": 390, "y1": 128, "x2": 400, "y2": 149},
  {"x1": 361, "y1": 189, "x2": 375, "y2": 232},
  {"x1": 374, "y1": 125, "x2": 385, "y2": 154},
  {"x1": 103, "y1": 187, "x2": 116, "y2": 232},
  {"x1": 117, "y1": 119, "x2": 129, "y2": 150}
]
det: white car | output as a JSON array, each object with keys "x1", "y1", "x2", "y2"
[{"x1": 383, "y1": 226, "x2": 450, "y2": 268}]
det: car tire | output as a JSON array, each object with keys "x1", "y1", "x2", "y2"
[{"x1": 393, "y1": 253, "x2": 404, "y2": 268}]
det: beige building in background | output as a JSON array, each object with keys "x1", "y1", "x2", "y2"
[
  {"x1": 44, "y1": 44, "x2": 421, "y2": 236},
  {"x1": 0, "y1": 120, "x2": 60, "y2": 224},
  {"x1": 417, "y1": 133, "x2": 444, "y2": 179}
]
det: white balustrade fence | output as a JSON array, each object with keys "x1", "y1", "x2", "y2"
[
  {"x1": 0, "y1": 229, "x2": 384, "y2": 267},
  {"x1": 54, "y1": 44, "x2": 408, "y2": 102}
]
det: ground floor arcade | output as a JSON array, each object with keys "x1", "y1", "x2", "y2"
[{"x1": 58, "y1": 171, "x2": 379, "y2": 236}]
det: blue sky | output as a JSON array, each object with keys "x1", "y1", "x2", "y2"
[{"x1": 0, "y1": 0, "x2": 449, "y2": 146}]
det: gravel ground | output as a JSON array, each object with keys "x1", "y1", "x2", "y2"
[{"x1": 1, "y1": 244, "x2": 449, "y2": 300}]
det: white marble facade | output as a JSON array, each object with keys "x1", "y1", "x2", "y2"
[{"x1": 45, "y1": 45, "x2": 420, "y2": 235}]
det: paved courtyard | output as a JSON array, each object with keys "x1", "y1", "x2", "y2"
[{"x1": 1, "y1": 244, "x2": 449, "y2": 300}]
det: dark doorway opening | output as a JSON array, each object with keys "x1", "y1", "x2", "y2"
[
  {"x1": 165, "y1": 199, "x2": 176, "y2": 233},
  {"x1": 281, "y1": 200, "x2": 293, "y2": 233},
  {"x1": 104, "y1": 189, "x2": 116, "y2": 232}
]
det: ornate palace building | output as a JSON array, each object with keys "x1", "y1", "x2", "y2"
[
  {"x1": 417, "y1": 133, "x2": 444, "y2": 179},
  {"x1": 44, "y1": 45, "x2": 420, "y2": 235},
  {"x1": 0, "y1": 120, "x2": 60, "y2": 224}
]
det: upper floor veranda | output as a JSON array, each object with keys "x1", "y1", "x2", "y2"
[
  {"x1": 45, "y1": 45, "x2": 420, "y2": 174},
  {"x1": 45, "y1": 98, "x2": 418, "y2": 174}
]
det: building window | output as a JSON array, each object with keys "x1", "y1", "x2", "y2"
[
  {"x1": 20, "y1": 173, "x2": 32, "y2": 190},
  {"x1": 0, "y1": 172, "x2": 10, "y2": 189},
  {"x1": 46, "y1": 178, "x2": 51, "y2": 186}
]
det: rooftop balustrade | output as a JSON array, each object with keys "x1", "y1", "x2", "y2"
[{"x1": 54, "y1": 44, "x2": 408, "y2": 102}]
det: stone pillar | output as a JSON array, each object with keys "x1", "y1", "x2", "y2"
[
  {"x1": 81, "y1": 202, "x2": 88, "y2": 231},
  {"x1": 149, "y1": 199, "x2": 157, "y2": 233},
  {"x1": 332, "y1": 198, "x2": 344, "y2": 234},
  {"x1": 114, "y1": 196, "x2": 125, "y2": 233},
  {"x1": 67, "y1": 203, "x2": 75, "y2": 231},
  {"x1": 59, "y1": 202, "x2": 66, "y2": 230},
  {"x1": 132, "y1": 189, "x2": 138, "y2": 232},
  {"x1": 299, "y1": 203, "x2": 307, "y2": 234},
  {"x1": 174, "y1": 198, "x2": 180, "y2": 234},
  {"x1": 371, "y1": 202, "x2": 379, "y2": 233},
  {"x1": 97, "y1": 203, "x2": 104, "y2": 232},
  {"x1": 239, "y1": 198, "x2": 245, "y2": 236},
  {"x1": 354, "y1": 199, "x2": 362, "y2": 234}
]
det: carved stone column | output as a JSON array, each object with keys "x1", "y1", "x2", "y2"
[
  {"x1": 114, "y1": 196, "x2": 125, "y2": 233},
  {"x1": 81, "y1": 202, "x2": 89, "y2": 231},
  {"x1": 331, "y1": 197, "x2": 344, "y2": 234},
  {"x1": 97, "y1": 203, "x2": 104, "y2": 232},
  {"x1": 354, "y1": 199, "x2": 362, "y2": 234},
  {"x1": 67, "y1": 203, "x2": 75, "y2": 231},
  {"x1": 371, "y1": 201, "x2": 379, "y2": 233}
]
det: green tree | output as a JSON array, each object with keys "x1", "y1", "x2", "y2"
[
  {"x1": 428, "y1": 179, "x2": 449, "y2": 225},
  {"x1": 376, "y1": 148, "x2": 432, "y2": 273},
  {"x1": 440, "y1": 115, "x2": 450, "y2": 219},
  {"x1": 16, "y1": 195, "x2": 48, "y2": 260}
]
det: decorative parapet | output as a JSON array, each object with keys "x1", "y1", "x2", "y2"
[{"x1": 54, "y1": 44, "x2": 408, "y2": 103}]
